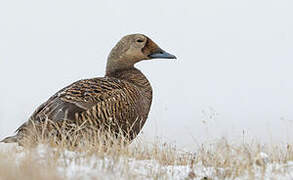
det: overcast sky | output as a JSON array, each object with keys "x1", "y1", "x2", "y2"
[{"x1": 0, "y1": 0, "x2": 292, "y2": 149}]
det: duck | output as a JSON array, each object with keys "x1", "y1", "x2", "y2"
[{"x1": 1, "y1": 34, "x2": 176, "y2": 145}]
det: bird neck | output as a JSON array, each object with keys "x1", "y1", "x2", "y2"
[
  {"x1": 105, "y1": 67, "x2": 153, "y2": 110},
  {"x1": 105, "y1": 59, "x2": 134, "y2": 76}
]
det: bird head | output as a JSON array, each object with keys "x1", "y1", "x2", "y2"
[{"x1": 106, "y1": 34, "x2": 176, "y2": 75}]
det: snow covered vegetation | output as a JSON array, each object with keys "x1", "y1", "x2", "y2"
[{"x1": 1, "y1": 137, "x2": 293, "y2": 180}]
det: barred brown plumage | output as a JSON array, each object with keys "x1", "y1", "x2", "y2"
[{"x1": 1, "y1": 34, "x2": 176, "y2": 145}]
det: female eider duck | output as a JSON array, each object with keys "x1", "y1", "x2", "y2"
[{"x1": 1, "y1": 34, "x2": 176, "y2": 145}]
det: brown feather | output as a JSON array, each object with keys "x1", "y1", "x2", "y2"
[
  {"x1": 2, "y1": 33, "x2": 175, "y2": 145},
  {"x1": 14, "y1": 68, "x2": 152, "y2": 143}
]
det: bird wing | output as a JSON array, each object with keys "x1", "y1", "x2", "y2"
[{"x1": 17, "y1": 77, "x2": 144, "y2": 134}]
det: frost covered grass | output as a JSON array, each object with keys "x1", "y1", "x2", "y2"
[{"x1": 1, "y1": 137, "x2": 293, "y2": 180}]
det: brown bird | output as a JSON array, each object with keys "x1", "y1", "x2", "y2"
[{"x1": 1, "y1": 34, "x2": 176, "y2": 145}]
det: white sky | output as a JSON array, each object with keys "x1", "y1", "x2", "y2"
[{"x1": 0, "y1": 0, "x2": 293, "y2": 149}]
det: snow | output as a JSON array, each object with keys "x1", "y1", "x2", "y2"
[{"x1": 1, "y1": 143, "x2": 293, "y2": 179}]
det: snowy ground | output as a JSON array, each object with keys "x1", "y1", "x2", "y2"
[{"x1": 1, "y1": 142, "x2": 293, "y2": 180}]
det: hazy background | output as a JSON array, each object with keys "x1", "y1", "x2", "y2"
[{"x1": 0, "y1": 0, "x2": 292, "y2": 149}]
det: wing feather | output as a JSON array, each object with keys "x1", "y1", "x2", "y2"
[{"x1": 17, "y1": 77, "x2": 144, "y2": 137}]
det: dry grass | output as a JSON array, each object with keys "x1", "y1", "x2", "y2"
[
  {"x1": 1, "y1": 122, "x2": 293, "y2": 179},
  {"x1": 0, "y1": 138, "x2": 191, "y2": 180},
  {"x1": 1, "y1": 138, "x2": 293, "y2": 179},
  {"x1": 193, "y1": 139, "x2": 293, "y2": 179},
  {"x1": 0, "y1": 122, "x2": 193, "y2": 180}
]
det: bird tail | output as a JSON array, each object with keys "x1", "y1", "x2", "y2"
[{"x1": 0, "y1": 135, "x2": 19, "y2": 143}]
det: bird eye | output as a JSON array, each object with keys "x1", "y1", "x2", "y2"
[{"x1": 136, "y1": 39, "x2": 144, "y2": 43}]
